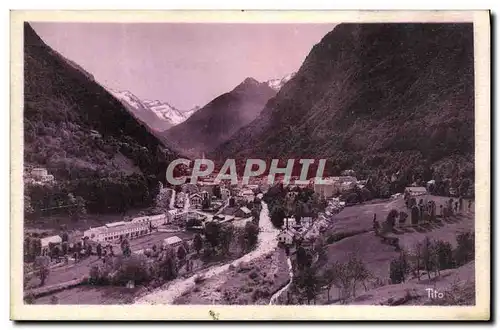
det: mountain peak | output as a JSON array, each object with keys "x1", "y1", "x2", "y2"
[
  {"x1": 265, "y1": 72, "x2": 296, "y2": 92},
  {"x1": 232, "y1": 77, "x2": 262, "y2": 92}
]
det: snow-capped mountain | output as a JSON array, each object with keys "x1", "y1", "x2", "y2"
[
  {"x1": 143, "y1": 99, "x2": 187, "y2": 126},
  {"x1": 265, "y1": 72, "x2": 296, "y2": 92},
  {"x1": 107, "y1": 88, "x2": 199, "y2": 131}
]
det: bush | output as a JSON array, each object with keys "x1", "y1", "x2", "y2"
[
  {"x1": 434, "y1": 240, "x2": 454, "y2": 270},
  {"x1": 194, "y1": 274, "x2": 205, "y2": 284},
  {"x1": 454, "y1": 231, "x2": 474, "y2": 266},
  {"x1": 248, "y1": 270, "x2": 259, "y2": 280}
]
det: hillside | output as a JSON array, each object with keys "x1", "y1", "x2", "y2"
[
  {"x1": 23, "y1": 23, "x2": 178, "y2": 214},
  {"x1": 212, "y1": 24, "x2": 474, "y2": 180},
  {"x1": 161, "y1": 77, "x2": 276, "y2": 158}
]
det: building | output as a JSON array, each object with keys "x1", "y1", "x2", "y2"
[
  {"x1": 84, "y1": 221, "x2": 151, "y2": 243},
  {"x1": 162, "y1": 236, "x2": 183, "y2": 251},
  {"x1": 31, "y1": 168, "x2": 48, "y2": 179},
  {"x1": 277, "y1": 228, "x2": 299, "y2": 246},
  {"x1": 40, "y1": 235, "x2": 62, "y2": 255},
  {"x1": 175, "y1": 192, "x2": 186, "y2": 208},
  {"x1": 190, "y1": 193, "x2": 203, "y2": 209},
  {"x1": 28, "y1": 167, "x2": 55, "y2": 184},
  {"x1": 131, "y1": 214, "x2": 167, "y2": 227},
  {"x1": 182, "y1": 183, "x2": 199, "y2": 195},
  {"x1": 220, "y1": 187, "x2": 231, "y2": 200},
  {"x1": 234, "y1": 206, "x2": 252, "y2": 218},
  {"x1": 313, "y1": 176, "x2": 358, "y2": 198},
  {"x1": 405, "y1": 186, "x2": 428, "y2": 197},
  {"x1": 240, "y1": 189, "x2": 255, "y2": 203}
]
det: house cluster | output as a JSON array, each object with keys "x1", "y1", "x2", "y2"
[
  {"x1": 312, "y1": 176, "x2": 358, "y2": 199},
  {"x1": 25, "y1": 167, "x2": 55, "y2": 185},
  {"x1": 83, "y1": 213, "x2": 169, "y2": 243}
]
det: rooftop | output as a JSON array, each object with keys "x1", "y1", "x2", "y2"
[
  {"x1": 105, "y1": 221, "x2": 126, "y2": 228},
  {"x1": 163, "y1": 236, "x2": 183, "y2": 245}
]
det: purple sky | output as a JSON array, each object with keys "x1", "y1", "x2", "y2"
[{"x1": 30, "y1": 22, "x2": 336, "y2": 110}]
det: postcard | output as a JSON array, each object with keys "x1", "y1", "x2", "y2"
[{"x1": 10, "y1": 10, "x2": 490, "y2": 321}]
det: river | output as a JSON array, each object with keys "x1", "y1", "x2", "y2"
[
  {"x1": 135, "y1": 201, "x2": 280, "y2": 304},
  {"x1": 268, "y1": 256, "x2": 293, "y2": 305}
]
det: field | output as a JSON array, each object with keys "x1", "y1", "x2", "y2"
[
  {"x1": 305, "y1": 195, "x2": 475, "y2": 305},
  {"x1": 25, "y1": 231, "x2": 195, "y2": 290},
  {"x1": 127, "y1": 231, "x2": 195, "y2": 252},
  {"x1": 33, "y1": 285, "x2": 143, "y2": 305}
]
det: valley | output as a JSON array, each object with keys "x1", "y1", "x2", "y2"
[{"x1": 22, "y1": 21, "x2": 477, "y2": 308}]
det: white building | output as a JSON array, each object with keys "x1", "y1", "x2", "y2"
[
  {"x1": 131, "y1": 214, "x2": 167, "y2": 226},
  {"x1": 313, "y1": 176, "x2": 358, "y2": 199},
  {"x1": 277, "y1": 229, "x2": 297, "y2": 246},
  {"x1": 240, "y1": 189, "x2": 255, "y2": 203},
  {"x1": 190, "y1": 193, "x2": 203, "y2": 209},
  {"x1": 84, "y1": 221, "x2": 150, "y2": 243},
  {"x1": 405, "y1": 186, "x2": 428, "y2": 197},
  {"x1": 234, "y1": 206, "x2": 252, "y2": 218},
  {"x1": 163, "y1": 236, "x2": 183, "y2": 250},
  {"x1": 40, "y1": 235, "x2": 62, "y2": 255},
  {"x1": 31, "y1": 168, "x2": 48, "y2": 179},
  {"x1": 220, "y1": 188, "x2": 231, "y2": 200}
]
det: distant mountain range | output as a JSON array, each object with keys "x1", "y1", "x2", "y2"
[
  {"x1": 23, "y1": 23, "x2": 177, "y2": 183},
  {"x1": 212, "y1": 23, "x2": 474, "y2": 179},
  {"x1": 161, "y1": 77, "x2": 277, "y2": 158},
  {"x1": 108, "y1": 89, "x2": 200, "y2": 131}
]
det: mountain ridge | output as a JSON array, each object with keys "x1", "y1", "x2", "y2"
[
  {"x1": 161, "y1": 77, "x2": 277, "y2": 158},
  {"x1": 212, "y1": 23, "x2": 474, "y2": 182}
]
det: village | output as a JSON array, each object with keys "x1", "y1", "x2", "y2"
[{"x1": 23, "y1": 164, "x2": 475, "y2": 306}]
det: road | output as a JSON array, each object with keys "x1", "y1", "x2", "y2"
[{"x1": 135, "y1": 201, "x2": 280, "y2": 304}]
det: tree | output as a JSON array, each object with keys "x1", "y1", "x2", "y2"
[
  {"x1": 454, "y1": 231, "x2": 474, "y2": 266},
  {"x1": 293, "y1": 266, "x2": 320, "y2": 304},
  {"x1": 202, "y1": 197, "x2": 211, "y2": 210},
  {"x1": 50, "y1": 245, "x2": 60, "y2": 260},
  {"x1": 96, "y1": 244, "x2": 102, "y2": 259},
  {"x1": 413, "y1": 242, "x2": 422, "y2": 281},
  {"x1": 71, "y1": 196, "x2": 87, "y2": 222},
  {"x1": 389, "y1": 251, "x2": 410, "y2": 284},
  {"x1": 213, "y1": 185, "x2": 222, "y2": 199},
  {"x1": 157, "y1": 246, "x2": 178, "y2": 281},
  {"x1": 244, "y1": 221, "x2": 259, "y2": 251},
  {"x1": 31, "y1": 238, "x2": 42, "y2": 258},
  {"x1": 399, "y1": 211, "x2": 408, "y2": 225},
  {"x1": 411, "y1": 206, "x2": 420, "y2": 225},
  {"x1": 421, "y1": 237, "x2": 434, "y2": 280},
  {"x1": 204, "y1": 221, "x2": 221, "y2": 250},
  {"x1": 386, "y1": 209, "x2": 399, "y2": 230},
  {"x1": 121, "y1": 239, "x2": 131, "y2": 257},
  {"x1": 323, "y1": 263, "x2": 341, "y2": 302},
  {"x1": 294, "y1": 201, "x2": 303, "y2": 226},
  {"x1": 193, "y1": 234, "x2": 203, "y2": 255},
  {"x1": 434, "y1": 240, "x2": 454, "y2": 271},
  {"x1": 270, "y1": 206, "x2": 285, "y2": 229},
  {"x1": 34, "y1": 256, "x2": 50, "y2": 286},
  {"x1": 219, "y1": 224, "x2": 234, "y2": 256},
  {"x1": 346, "y1": 254, "x2": 371, "y2": 296},
  {"x1": 177, "y1": 245, "x2": 187, "y2": 261},
  {"x1": 296, "y1": 246, "x2": 309, "y2": 270}
]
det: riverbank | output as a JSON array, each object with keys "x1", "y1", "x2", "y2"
[
  {"x1": 135, "y1": 201, "x2": 280, "y2": 304},
  {"x1": 174, "y1": 248, "x2": 289, "y2": 305}
]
